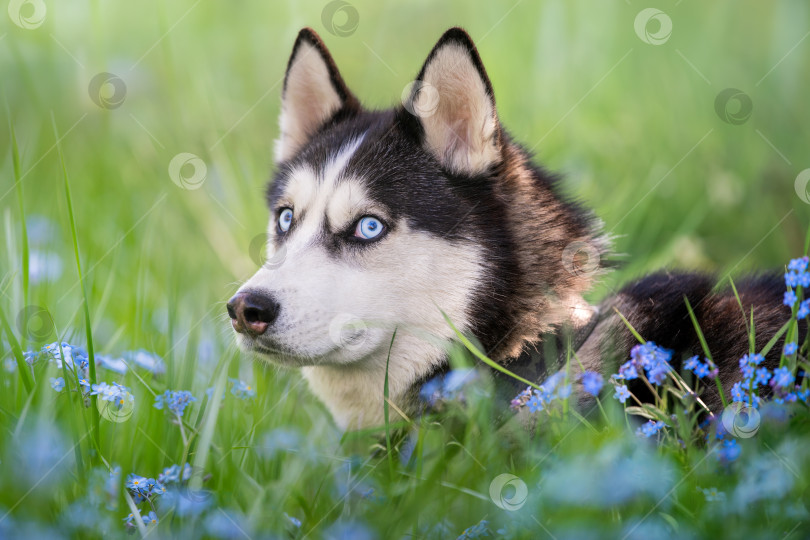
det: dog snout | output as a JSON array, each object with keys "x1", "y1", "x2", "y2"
[{"x1": 227, "y1": 291, "x2": 280, "y2": 336}]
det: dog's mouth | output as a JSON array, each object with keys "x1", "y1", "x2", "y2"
[{"x1": 237, "y1": 334, "x2": 322, "y2": 366}]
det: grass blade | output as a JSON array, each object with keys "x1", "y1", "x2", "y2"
[
  {"x1": 0, "y1": 306, "x2": 33, "y2": 392},
  {"x1": 613, "y1": 308, "x2": 646, "y2": 344},
  {"x1": 52, "y1": 113, "x2": 101, "y2": 457},
  {"x1": 440, "y1": 310, "x2": 542, "y2": 391},
  {"x1": 190, "y1": 351, "x2": 231, "y2": 492},
  {"x1": 683, "y1": 296, "x2": 726, "y2": 407},
  {"x1": 9, "y1": 119, "x2": 29, "y2": 336},
  {"x1": 383, "y1": 328, "x2": 397, "y2": 479},
  {"x1": 759, "y1": 320, "x2": 789, "y2": 358}
]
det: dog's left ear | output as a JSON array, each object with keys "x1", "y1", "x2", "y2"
[
  {"x1": 402, "y1": 28, "x2": 501, "y2": 175},
  {"x1": 276, "y1": 28, "x2": 359, "y2": 162}
]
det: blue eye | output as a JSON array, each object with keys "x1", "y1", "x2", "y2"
[
  {"x1": 354, "y1": 216, "x2": 385, "y2": 240},
  {"x1": 278, "y1": 208, "x2": 293, "y2": 232}
]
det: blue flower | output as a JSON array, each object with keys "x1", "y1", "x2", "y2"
[
  {"x1": 716, "y1": 439, "x2": 741, "y2": 463},
  {"x1": 229, "y1": 378, "x2": 256, "y2": 400},
  {"x1": 623, "y1": 342, "x2": 673, "y2": 384},
  {"x1": 50, "y1": 377, "x2": 65, "y2": 392},
  {"x1": 617, "y1": 360, "x2": 638, "y2": 380},
  {"x1": 647, "y1": 363, "x2": 669, "y2": 384},
  {"x1": 458, "y1": 519, "x2": 491, "y2": 539},
  {"x1": 785, "y1": 271, "x2": 800, "y2": 288},
  {"x1": 144, "y1": 511, "x2": 158, "y2": 526},
  {"x1": 740, "y1": 363, "x2": 755, "y2": 379},
  {"x1": 788, "y1": 257, "x2": 809, "y2": 273},
  {"x1": 157, "y1": 463, "x2": 192, "y2": 485},
  {"x1": 154, "y1": 390, "x2": 196, "y2": 418},
  {"x1": 614, "y1": 385, "x2": 631, "y2": 404},
  {"x1": 285, "y1": 513, "x2": 302, "y2": 528},
  {"x1": 581, "y1": 371, "x2": 603, "y2": 396},
  {"x1": 97, "y1": 354, "x2": 128, "y2": 375},
  {"x1": 526, "y1": 394, "x2": 544, "y2": 413},
  {"x1": 799, "y1": 300, "x2": 810, "y2": 319},
  {"x1": 783, "y1": 290, "x2": 798, "y2": 307},
  {"x1": 509, "y1": 386, "x2": 533, "y2": 411},
  {"x1": 770, "y1": 367, "x2": 795, "y2": 389},
  {"x1": 701, "y1": 487, "x2": 726, "y2": 502},
  {"x1": 39, "y1": 342, "x2": 90, "y2": 379},
  {"x1": 419, "y1": 369, "x2": 478, "y2": 406},
  {"x1": 636, "y1": 420, "x2": 665, "y2": 438},
  {"x1": 784, "y1": 342, "x2": 798, "y2": 356},
  {"x1": 89, "y1": 381, "x2": 133, "y2": 409},
  {"x1": 158, "y1": 465, "x2": 181, "y2": 485},
  {"x1": 684, "y1": 356, "x2": 700, "y2": 371},
  {"x1": 739, "y1": 353, "x2": 765, "y2": 367},
  {"x1": 126, "y1": 349, "x2": 166, "y2": 375},
  {"x1": 694, "y1": 362, "x2": 711, "y2": 379},
  {"x1": 755, "y1": 367, "x2": 771, "y2": 386},
  {"x1": 126, "y1": 474, "x2": 148, "y2": 493},
  {"x1": 731, "y1": 381, "x2": 744, "y2": 402}
]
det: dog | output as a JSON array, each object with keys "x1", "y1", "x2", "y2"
[{"x1": 227, "y1": 27, "x2": 795, "y2": 430}]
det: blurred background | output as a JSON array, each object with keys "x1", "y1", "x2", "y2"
[{"x1": 1, "y1": 0, "x2": 809, "y2": 362}]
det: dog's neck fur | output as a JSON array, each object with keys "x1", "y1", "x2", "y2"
[
  {"x1": 479, "y1": 143, "x2": 608, "y2": 362},
  {"x1": 301, "y1": 294, "x2": 598, "y2": 431},
  {"x1": 300, "y1": 332, "x2": 449, "y2": 430}
]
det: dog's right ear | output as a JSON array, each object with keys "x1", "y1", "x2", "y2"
[
  {"x1": 401, "y1": 28, "x2": 501, "y2": 176},
  {"x1": 275, "y1": 28, "x2": 358, "y2": 162}
]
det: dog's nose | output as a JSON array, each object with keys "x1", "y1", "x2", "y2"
[{"x1": 226, "y1": 291, "x2": 280, "y2": 336}]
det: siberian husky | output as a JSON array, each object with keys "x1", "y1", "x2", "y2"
[{"x1": 227, "y1": 27, "x2": 792, "y2": 430}]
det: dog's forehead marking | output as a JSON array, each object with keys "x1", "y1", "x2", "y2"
[
  {"x1": 281, "y1": 132, "x2": 371, "y2": 235},
  {"x1": 322, "y1": 132, "x2": 366, "y2": 189}
]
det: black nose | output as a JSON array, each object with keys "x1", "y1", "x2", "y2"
[{"x1": 227, "y1": 291, "x2": 280, "y2": 336}]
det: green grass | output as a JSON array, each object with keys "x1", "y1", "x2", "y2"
[{"x1": 2, "y1": 1, "x2": 810, "y2": 538}]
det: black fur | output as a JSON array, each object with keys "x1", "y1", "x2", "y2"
[{"x1": 602, "y1": 272, "x2": 804, "y2": 410}]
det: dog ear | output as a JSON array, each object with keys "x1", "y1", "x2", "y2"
[
  {"x1": 275, "y1": 28, "x2": 359, "y2": 162},
  {"x1": 402, "y1": 28, "x2": 501, "y2": 175}
]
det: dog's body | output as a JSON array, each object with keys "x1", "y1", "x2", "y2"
[{"x1": 227, "y1": 27, "x2": 793, "y2": 430}]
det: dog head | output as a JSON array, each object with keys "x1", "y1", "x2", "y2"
[{"x1": 229, "y1": 27, "x2": 604, "y2": 378}]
